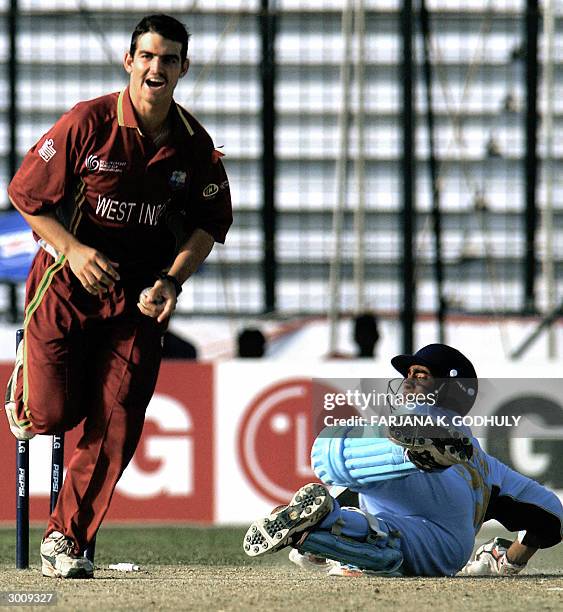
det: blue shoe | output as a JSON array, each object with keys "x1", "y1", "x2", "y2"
[{"x1": 243, "y1": 483, "x2": 333, "y2": 557}]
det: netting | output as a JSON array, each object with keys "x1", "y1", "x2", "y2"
[{"x1": 1, "y1": 0, "x2": 561, "y2": 318}]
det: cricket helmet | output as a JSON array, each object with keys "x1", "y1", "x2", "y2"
[{"x1": 391, "y1": 343, "x2": 478, "y2": 416}]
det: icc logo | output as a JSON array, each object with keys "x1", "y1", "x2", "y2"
[
  {"x1": 238, "y1": 378, "x2": 328, "y2": 505},
  {"x1": 85, "y1": 155, "x2": 100, "y2": 171}
]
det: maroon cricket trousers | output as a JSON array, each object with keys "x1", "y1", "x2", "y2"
[{"x1": 12, "y1": 248, "x2": 164, "y2": 552}]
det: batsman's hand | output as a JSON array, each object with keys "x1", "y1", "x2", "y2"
[
  {"x1": 66, "y1": 243, "x2": 120, "y2": 296},
  {"x1": 389, "y1": 426, "x2": 474, "y2": 471},
  {"x1": 460, "y1": 538, "x2": 525, "y2": 576},
  {"x1": 137, "y1": 278, "x2": 177, "y2": 323}
]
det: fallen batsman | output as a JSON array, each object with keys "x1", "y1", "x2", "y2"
[{"x1": 242, "y1": 344, "x2": 563, "y2": 577}]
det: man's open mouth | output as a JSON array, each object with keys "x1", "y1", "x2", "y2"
[{"x1": 145, "y1": 78, "x2": 166, "y2": 89}]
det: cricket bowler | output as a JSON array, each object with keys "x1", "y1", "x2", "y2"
[{"x1": 5, "y1": 14, "x2": 232, "y2": 578}]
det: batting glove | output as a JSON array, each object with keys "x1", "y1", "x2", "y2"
[{"x1": 461, "y1": 537, "x2": 526, "y2": 576}]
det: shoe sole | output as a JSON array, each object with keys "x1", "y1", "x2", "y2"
[
  {"x1": 5, "y1": 341, "x2": 34, "y2": 441},
  {"x1": 243, "y1": 483, "x2": 332, "y2": 557}
]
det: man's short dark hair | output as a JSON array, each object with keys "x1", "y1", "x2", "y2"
[{"x1": 130, "y1": 14, "x2": 190, "y2": 63}]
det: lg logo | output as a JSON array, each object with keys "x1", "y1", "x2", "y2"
[
  {"x1": 485, "y1": 395, "x2": 563, "y2": 488},
  {"x1": 118, "y1": 394, "x2": 194, "y2": 497},
  {"x1": 238, "y1": 379, "x2": 317, "y2": 505}
]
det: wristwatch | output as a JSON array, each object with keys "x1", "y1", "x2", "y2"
[{"x1": 157, "y1": 272, "x2": 183, "y2": 296}]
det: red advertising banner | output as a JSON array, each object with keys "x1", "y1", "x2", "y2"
[
  {"x1": 237, "y1": 377, "x2": 319, "y2": 505},
  {"x1": 5, "y1": 357, "x2": 561, "y2": 527},
  {"x1": 0, "y1": 361, "x2": 214, "y2": 524}
]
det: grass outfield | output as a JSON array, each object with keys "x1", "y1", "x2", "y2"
[{"x1": 0, "y1": 525, "x2": 562, "y2": 611}]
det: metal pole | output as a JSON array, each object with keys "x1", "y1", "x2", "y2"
[
  {"x1": 510, "y1": 300, "x2": 563, "y2": 360},
  {"x1": 16, "y1": 439, "x2": 29, "y2": 569},
  {"x1": 50, "y1": 434, "x2": 65, "y2": 513},
  {"x1": 49, "y1": 431, "x2": 96, "y2": 561},
  {"x1": 541, "y1": 0, "x2": 556, "y2": 358},
  {"x1": 353, "y1": 0, "x2": 367, "y2": 313},
  {"x1": 8, "y1": 0, "x2": 18, "y2": 180},
  {"x1": 260, "y1": 0, "x2": 277, "y2": 313},
  {"x1": 420, "y1": 0, "x2": 445, "y2": 344},
  {"x1": 524, "y1": 0, "x2": 539, "y2": 313},
  {"x1": 8, "y1": 1, "x2": 19, "y2": 323},
  {"x1": 400, "y1": 0, "x2": 416, "y2": 353},
  {"x1": 15, "y1": 329, "x2": 28, "y2": 570},
  {"x1": 328, "y1": 0, "x2": 354, "y2": 353}
]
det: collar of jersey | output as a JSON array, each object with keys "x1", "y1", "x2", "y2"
[{"x1": 117, "y1": 87, "x2": 194, "y2": 137}]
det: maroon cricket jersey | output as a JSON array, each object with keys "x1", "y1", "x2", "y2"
[{"x1": 8, "y1": 87, "x2": 232, "y2": 284}]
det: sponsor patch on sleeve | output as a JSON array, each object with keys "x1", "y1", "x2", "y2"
[
  {"x1": 202, "y1": 180, "x2": 229, "y2": 200},
  {"x1": 38, "y1": 138, "x2": 56, "y2": 163},
  {"x1": 202, "y1": 183, "x2": 220, "y2": 199}
]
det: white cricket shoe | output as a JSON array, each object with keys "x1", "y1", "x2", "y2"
[
  {"x1": 243, "y1": 483, "x2": 333, "y2": 557},
  {"x1": 4, "y1": 340, "x2": 34, "y2": 441},
  {"x1": 288, "y1": 548, "x2": 338, "y2": 573},
  {"x1": 461, "y1": 537, "x2": 526, "y2": 576},
  {"x1": 288, "y1": 550, "x2": 368, "y2": 578},
  {"x1": 41, "y1": 532, "x2": 94, "y2": 578}
]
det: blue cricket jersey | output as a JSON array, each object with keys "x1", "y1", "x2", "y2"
[{"x1": 358, "y1": 439, "x2": 563, "y2": 576}]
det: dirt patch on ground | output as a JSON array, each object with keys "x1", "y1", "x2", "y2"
[
  {"x1": 1, "y1": 526, "x2": 562, "y2": 611},
  {"x1": 2, "y1": 565, "x2": 562, "y2": 612}
]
